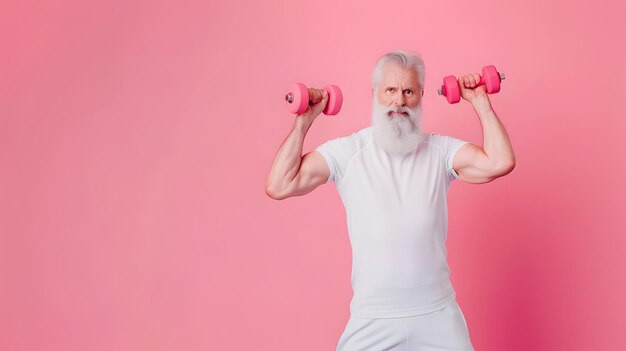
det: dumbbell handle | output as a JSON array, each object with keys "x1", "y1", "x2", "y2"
[
  {"x1": 284, "y1": 83, "x2": 343, "y2": 115},
  {"x1": 285, "y1": 92, "x2": 295, "y2": 103},
  {"x1": 285, "y1": 89, "x2": 324, "y2": 104},
  {"x1": 438, "y1": 72, "x2": 506, "y2": 95}
]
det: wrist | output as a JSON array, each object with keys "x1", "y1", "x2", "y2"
[
  {"x1": 294, "y1": 115, "x2": 314, "y2": 133},
  {"x1": 471, "y1": 96, "x2": 492, "y2": 113}
]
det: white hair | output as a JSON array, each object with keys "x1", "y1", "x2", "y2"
[{"x1": 371, "y1": 50, "x2": 425, "y2": 94}]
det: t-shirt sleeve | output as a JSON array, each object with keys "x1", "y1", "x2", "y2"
[
  {"x1": 445, "y1": 135, "x2": 470, "y2": 181},
  {"x1": 314, "y1": 132, "x2": 359, "y2": 184}
]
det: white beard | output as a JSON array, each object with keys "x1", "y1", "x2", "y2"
[{"x1": 371, "y1": 97, "x2": 426, "y2": 156}]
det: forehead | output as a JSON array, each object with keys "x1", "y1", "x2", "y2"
[{"x1": 379, "y1": 62, "x2": 419, "y2": 87}]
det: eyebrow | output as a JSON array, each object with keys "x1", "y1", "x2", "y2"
[{"x1": 385, "y1": 87, "x2": 415, "y2": 91}]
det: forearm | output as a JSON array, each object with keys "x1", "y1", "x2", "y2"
[
  {"x1": 266, "y1": 117, "x2": 314, "y2": 193},
  {"x1": 472, "y1": 97, "x2": 516, "y2": 169}
]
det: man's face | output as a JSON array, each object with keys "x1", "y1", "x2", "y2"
[
  {"x1": 375, "y1": 62, "x2": 422, "y2": 110},
  {"x1": 371, "y1": 62, "x2": 426, "y2": 156}
]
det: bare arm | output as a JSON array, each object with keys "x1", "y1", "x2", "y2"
[
  {"x1": 453, "y1": 103, "x2": 515, "y2": 183},
  {"x1": 265, "y1": 89, "x2": 331, "y2": 200},
  {"x1": 452, "y1": 74, "x2": 516, "y2": 184}
]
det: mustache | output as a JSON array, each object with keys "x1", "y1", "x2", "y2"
[{"x1": 382, "y1": 105, "x2": 413, "y2": 117}]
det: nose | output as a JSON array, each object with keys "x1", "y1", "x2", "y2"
[{"x1": 392, "y1": 91, "x2": 405, "y2": 107}]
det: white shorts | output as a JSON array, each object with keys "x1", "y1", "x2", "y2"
[{"x1": 336, "y1": 299, "x2": 474, "y2": 351}]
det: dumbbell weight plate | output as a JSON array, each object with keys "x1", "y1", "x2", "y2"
[
  {"x1": 323, "y1": 85, "x2": 343, "y2": 115},
  {"x1": 285, "y1": 83, "x2": 309, "y2": 114},
  {"x1": 442, "y1": 75, "x2": 461, "y2": 104},
  {"x1": 482, "y1": 65, "x2": 501, "y2": 94}
]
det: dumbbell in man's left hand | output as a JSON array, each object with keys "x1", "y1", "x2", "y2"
[{"x1": 458, "y1": 73, "x2": 491, "y2": 110}]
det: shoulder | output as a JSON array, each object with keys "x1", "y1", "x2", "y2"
[
  {"x1": 425, "y1": 132, "x2": 445, "y2": 145},
  {"x1": 425, "y1": 132, "x2": 468, "y2": 152},
  {"x1": 354, "y1": 126, "x2": 374, "y2": 146},
  {"x1": 421, "y1": 132, "x2": 445, "y2": 154},
  {"x1": 317, "y1": 126, "x2": 373, "y2": 152},
  {"x1": 342, "y1": 125, "x2": 373, "y2": 145},
  {"x1": 314, "y1": 126, "x2": 373, "y2": 183}
]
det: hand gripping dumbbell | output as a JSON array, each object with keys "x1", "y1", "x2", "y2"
[
  {"x1": 438, "y1": 65, "x2": 506, "y2": 104},
  {"x1": 284, "y1": 83, "x2": 343, "y2": 115}
]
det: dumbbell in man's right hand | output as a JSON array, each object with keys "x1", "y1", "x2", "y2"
[
  {"x1": 299, "y1": 88, "x2": 329, "y2": 119},
  {"x1": 284, "y1": 83, "x2": 343, "y2": 120}
]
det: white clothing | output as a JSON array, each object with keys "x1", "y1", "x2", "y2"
[
  {"x1": 315, "y1": 126, "x2": 469, "y2": 318},
  {"x1": 336, "y1": 298, "x2": 475, "y2": 351}
]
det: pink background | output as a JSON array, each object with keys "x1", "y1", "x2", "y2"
[{"x1": 2, "y1": 0, "x2": 625, "y2": 350}]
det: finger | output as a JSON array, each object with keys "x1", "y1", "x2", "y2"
[
  {"x1": 316, "y1": 89, "x2": 325, "y2": 102},
  {"x1": 310, "y1": 89, "x2": 321, "y2": 103},
  {"x1": 473, "y1": 73, "x2": 480, "y2": 85},
  {"x1": 321, "y1": 89, "x2": 328, "y2": 100},
  {"x1": 459, "y1": 76, "x2": 469, "y2": 89},
  {"x1": 467, "y1": 74, "x2": 476, "y2": 87}
]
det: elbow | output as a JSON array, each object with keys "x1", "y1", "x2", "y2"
[
  {"x1": 496, "y1": 159, "x2": 516, "y2": 176},
  {"x1": 505, "y1": 157, "x2": 516, "y2": 173},
  {"x1": 265, "y1": 185, "x2": 286, "y2": 200}
]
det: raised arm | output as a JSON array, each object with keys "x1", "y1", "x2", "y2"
[
  {"x1": 265, "y1": 89, "x2": 331, "y2": 200},
  {"x1": 452, "y1": 74, "x2": 516, "y2": 184}
]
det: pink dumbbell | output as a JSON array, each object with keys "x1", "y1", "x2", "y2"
[
  {"x1": 438, "y1": 65, "x2": 506, "y2": 104},
  {"x1": 284, "y1": 83, "x2": 343, "y2": 115}
]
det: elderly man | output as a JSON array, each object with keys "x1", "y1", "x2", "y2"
[{"x1": 266, "y1": 50, "x2": 515, "y2": 350}]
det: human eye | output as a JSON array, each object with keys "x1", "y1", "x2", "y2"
[
  {"x1": 386, "y1": 87, "x2": 396, "y2": 94},
  {"x1": 404, "y1": 89, "x2": 414, "y2": 95}
]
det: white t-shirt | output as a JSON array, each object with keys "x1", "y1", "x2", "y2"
[{"x1": 315, "y1": 126, "x2": 469, "y2": 318}]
